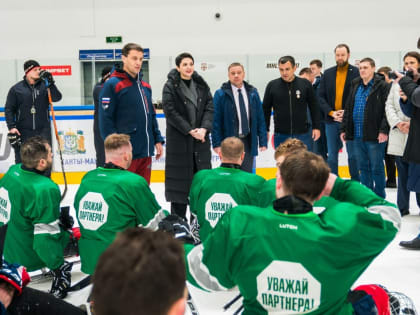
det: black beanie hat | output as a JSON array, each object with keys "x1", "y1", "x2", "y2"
[{"x1": 24, "y1": 60, "x2": 40, "y2": 74}]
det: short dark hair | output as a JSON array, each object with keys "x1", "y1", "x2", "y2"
[
  {"x1": 278, "y1": 55, "x2": 295, "y2": 67},
  {"x1": 334, "y1": 43, "x2": 350, "y2": 54},
  {"x1": 104, "y1": 134, "x2": 131, "y2": 153},
  {"x1": 279, "y1": 150, "x2": 330, "y2": 201},
  {"x1": 299, "y1": 67, "x2": 312, "y2": 76},
  {"x1": 228, "y1": 62, "x2": 244, "y2": 71},
  {"x1": 377, "y1": 66, "x2": 392, "y2": 75},
  {"x1": 274, "y1": 138, "x2": 307, "y2": 160},
  {"x1": 175, "y1": 53, "x2": 194, "y2": 67},
  {"x1": 121, "y1": 43, "x2": 143, "y2": 57},
  {"x1": 310, "y1": 59, "x2": 323, "y2": 68},
  {"x1": 359, "y1": 57, "x2": 376, "y2": 68},
  {"x1": 20, "y1": 136, "x2": 49, "y2": 169},
  {"x1": 92, "y1": 227, "x2": 186, "y2": 315},
  {"x1": 221, "y1": 137, "x2": 244, "y2": 160},
  {"x1": 403, "y1": 51, "x2": 420, "y2": 63}
]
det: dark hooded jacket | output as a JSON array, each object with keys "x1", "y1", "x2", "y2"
[{"x1": 162, "y1": 69, "x2": 214, "y2": 203}]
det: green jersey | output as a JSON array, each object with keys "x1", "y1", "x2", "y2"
[
  {"x1": 2, "y1": 164, "x2": 68, "y2": 271},
  {"x1": 74, "y1": 167, "x2": 167, "y2": 274},
  {"x1": 185, "y1": 177, "x2": 400, "y2": 314},
  {"x1": 189, "y1": 166, "x2": 265, "y2": 241}
]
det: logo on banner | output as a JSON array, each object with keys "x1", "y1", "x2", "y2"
[
  {"x1": 40, "y1": 65, "x2": 72, "y2": 76},
  {"x1": 200, "y1": 62, "x2": 216, "y2": 72},
  {"x1": 58, "y1": 129, "x2": 86, "y2": 155}
]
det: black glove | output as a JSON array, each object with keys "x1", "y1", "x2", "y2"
[
  {"x1": 7, "y1": 132, "x2": 21, "y2": 150},
  {"x1": 158, "y1": 214, "x2": 199, "y2": 245},
  {"x1": 59, "y1": 206, "x2": 74, "y2": 230},
  {"x1": 40, "y1": 70, "x2": 55, "y2": 87}
]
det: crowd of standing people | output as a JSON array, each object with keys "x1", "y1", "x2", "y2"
[{"x1": 0, "y1": 40, "x2": 419, "y2": 314}]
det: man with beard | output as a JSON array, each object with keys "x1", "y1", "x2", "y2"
[
  {"x1": 318, "y1": 44, "x2": 360, "y2": 179},
  {"x1": 0, "y1": 137, "x2": 72, "y2": 299}
]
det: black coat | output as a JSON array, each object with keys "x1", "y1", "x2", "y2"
[
  {"x1": 340, "y1": 74, "x2": 390, "y2": 141},
  {"x1": 400, "y1": 77, "x2": 420, "y2": 164},
  {"x1": 162, "y1": 69, "x2": 214, "y2": 204},
  {"x1": 318, "y1": 64, "x2": 360, "y2": 122}
]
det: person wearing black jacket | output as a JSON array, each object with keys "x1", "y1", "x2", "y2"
[
  {"x1": 318, "y1": 44, "x2": 360, "y2": 179},
  {"x1": 92, "y1": 66, "x2": 112, "y2": 167},
  {"x1": 340, "y1": 58, "x2": 390, "y2": 198},
  {"x1": 162, "y1": 53, "x2": 214, "y2": 220},
  {"x1": 5, "y1": 60, "x2": 62, "y2": 164},
  {"x1": 397, "y1": 52, "x2": 420, "y2": 249},
  {"x1": 262, "y1": 56, "x2": 320, "y2": 150}
]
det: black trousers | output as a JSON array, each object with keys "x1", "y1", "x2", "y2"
[
  {"x1": 239, "y1": 135, "x2": 254, "y2": 173},
  {"x1": 8, "y1": 287, "x2": 86, "y2": 315}
]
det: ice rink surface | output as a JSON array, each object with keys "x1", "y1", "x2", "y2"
[{"x1": 30, "y1": 184, "x2": 420, "y2": 314}]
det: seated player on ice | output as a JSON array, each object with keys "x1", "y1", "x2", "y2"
[
  {"x1": 0, "y1": 261, "x2": 85, "y2": 315},
  {"x1": 189, "y1": 136, "x2": 265, "y2": 241},
  {"x1": 74, "y1": 133, "x2": 167, "y2": 275},
  {"x1": 92, "y1": 227, "x2": 187, "y2": 315},
  {"x1": 0, "y1": 137, "x2": 73, "y2": 299},
  {"x1": 185, "y1": 150, "x2": 401, "y2": 314}
]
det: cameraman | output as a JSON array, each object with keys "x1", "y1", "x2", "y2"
[
  {"x1": 5, "y1": 60, "x2": 62, "y2": 164},
  {"x1": 396, "y1": 51, "x2": 420, "y2": 249}
]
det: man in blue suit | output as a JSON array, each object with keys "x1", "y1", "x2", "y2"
[
  {"x1": 318, "y1": 44, "x2": 360, "y2": 180},
  {"x1": 212, "y1": 62, "x2": 267, "y2": 173}
]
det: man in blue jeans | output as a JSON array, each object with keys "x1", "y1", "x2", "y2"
[
  {"x1": 263, "y1": 56, "x2": 320, "y2": 149},
  {"x1": 318, "y1": 44, "x2": 360, "y2": 179},
  {"x1": 340, "y1": 58, "x2": 390, "y2": 198}
]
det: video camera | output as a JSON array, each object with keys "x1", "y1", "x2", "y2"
[
  {"x1": 388, "y1": 70, "x2": 416, "y2": 80},
  {"x1": 39, "y1": 69, "x2": 54, "y2": 86}
]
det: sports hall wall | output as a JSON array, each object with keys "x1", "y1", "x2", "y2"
[{"x1": 0, "y1": 0, "x2": 419, "y2": 182}]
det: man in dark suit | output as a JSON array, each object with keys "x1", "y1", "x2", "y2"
[
  {"x1": 212, "y1": 62, "x2": 267, "y2": 173},
  {"x1": 318, "y1": 44, "x2": 360, "y2": 179}
]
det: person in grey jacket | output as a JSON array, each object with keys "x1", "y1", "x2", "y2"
[{"x1": 385, "y1": 77, "x2": 420, "y2": 216}]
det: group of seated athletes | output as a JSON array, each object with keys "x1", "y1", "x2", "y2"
[{"x1": 0, "y1": 134, "x2": 407, "y2": 315}]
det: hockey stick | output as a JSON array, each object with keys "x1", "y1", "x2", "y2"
[
  {"x1": 67, "y1": 275, "x2": 91, "y2": 292},
  {"x1": 223, "y1": 293, "x2": 242, "y2": 311},
  {"x1": 46, "y1": 85, "x2": 67, "y2": 201}
]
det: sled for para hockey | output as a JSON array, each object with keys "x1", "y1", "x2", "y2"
[
  {"x1": 46, "y1": 85, "x2": 67, "y2": 201},
  {"x1": 187, "y1": 292, "x2": 200, "y2": 315},
  {"x1": 29, "y1": 258, "x2": 81, "y2": 284}
]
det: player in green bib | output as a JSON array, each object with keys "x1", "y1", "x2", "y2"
[
  {"x1": 1, "y1": 137, "x2": 72, "y2": 299},
  {"x1": 74, "y1": 134, "x2": 167, "y2": 275},
  {"x1": 185, "y1": 150, "x2": 400, "y2": 314},
  {"x1": 189, "y1": 137, "x2": 265, "y2": 241}
]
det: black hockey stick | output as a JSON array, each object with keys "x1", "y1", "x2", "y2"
[
  {"x1": 223, "y1": 293, "x2": 242, "y2": 311},
  {"x1": 46, "y1": 85, "x2": 67, "y2": 201},
  {"x1": 68, "y1": 275, "x2": 91, "y2": 292}
]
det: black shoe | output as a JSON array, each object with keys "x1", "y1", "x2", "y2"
[
  {"x1": 399, "y1": 237, "x2": 420, "y2": 249},
  {"x1": 386, "y1": 181, "x2": 397, "y2": 188},
  {"x1": 400, "y1": 209, "x2": 410, "y2": 216}
]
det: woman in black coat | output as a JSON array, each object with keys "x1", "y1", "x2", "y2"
[{"x1": 162, "y1": 53, "x2": 214, "y2": 219}]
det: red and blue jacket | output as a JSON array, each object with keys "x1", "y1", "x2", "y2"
[{"x1": 99, "y1": 68, "x2": 164, "y2": 159}]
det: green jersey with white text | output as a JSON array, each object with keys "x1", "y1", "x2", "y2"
[
  {"x1": 185, "y1": 177, "x2": 400, "y2": 314},
  {"x1": 189, "y1": 166, "x2": 265, "y2": 240},
  {"x1": 2, "y1": 164, "x2": 68, "y2": 271},
  {"x1": 74, "y1": 167, "x2": 167, "y2": 274}
]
